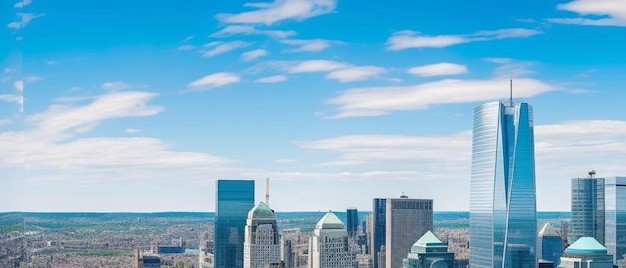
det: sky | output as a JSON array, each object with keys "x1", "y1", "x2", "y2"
[{"x1": 1, "y1": 0, "x2": 625, "y2": 212}]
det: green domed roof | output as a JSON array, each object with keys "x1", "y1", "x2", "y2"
[
  {"x1": 565, "y1": 237, "x2": 607, "y2": 254},
  {"x1": 315, "y1": 211, "x2": 345, "y2": 230},
  {"x1": 248, "y1": 202, "x2": 275, "y2": 219}
]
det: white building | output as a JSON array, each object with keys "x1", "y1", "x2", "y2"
[
  {"x1": 244, "y1": 202, "x2": 280, "y2": 268},
  {"x1": 308, "y1": 211, "x2": 356, "y2": 268}
]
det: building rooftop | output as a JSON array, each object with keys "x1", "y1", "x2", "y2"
[
  {"x1": 538, "y1": 223, "x2": 560, "y2": 237},
  {"x1": 564, "y1": 237, "x2": 607, "y2": 255},
  {"x1": 414, "y1": 230, "x2": 444, "y2": 247},
  {"x1": 315, "y1": 211, "x2": 345, "y2": 230},
  {"x1": 247, "y1": 201, "x2": 275, "y2": 219}
]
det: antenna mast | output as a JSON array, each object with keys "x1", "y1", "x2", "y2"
[
  {"x1": 509, "y1": 79, "x2": 513, "y2": 106},
  {"x1": 265, "y1": 177, "x2": 270, "y2": 206}
]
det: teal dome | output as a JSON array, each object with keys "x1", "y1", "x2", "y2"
[
  {"x1": 248, "y1": 202, "x2": 275, "y2": 219},
  {"x1": 315, "y1": 211, "x2": 345, "y2": 229},
  {"x1": 565, "y1": 237, "x2": 607, "y2": 254}
]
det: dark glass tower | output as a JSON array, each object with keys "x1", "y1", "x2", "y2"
[
  {"x1": 570, "y1": 177, "x2": 605, "y2": 244},
  {"x1": 346, "y1": 208, "x2": 359, "y2": 237},
  {"x1": 371, "y1": 198, "x2": 386, "y2": 268},
  {"x1": 605, "y1": 176, "x2": 626, "y2": 263},
  {"x1": 214, "y1": 179, "x2": 255, "y2": 268},
  {"x1": 469, "y1": 101, "x2": 537, "y2": 268}
]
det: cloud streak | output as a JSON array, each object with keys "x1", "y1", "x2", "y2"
[
  {"x1": 407, "y1": 62, "x2": 468, "y2": 77},
  {"x1": 216, "y1": 0, "x2": 337, "y2": 25},
  {"x1": 188, "y1": 72, "x2": 241, "y2": 90},
  {"x1": 548, "y1": 0, "x2": 626, "y2": 27},
  {"x1": 386, "y1": 28, "x2": 542, "y2": 50}
]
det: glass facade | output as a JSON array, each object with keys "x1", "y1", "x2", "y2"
[
  {"x1": 346, "y1": 208, "x2": 359, "y2": 237},
  {"x1": 605, "y1": 177, "x2": 626, "y2": 263},
  {"x1": 214, "y1": 179, "x2": 255, "y2": 268},
  {"x1": 470, "y1": 101, "x2": 537, "y2": 268},
  {"x1": 570, "y1": 177, "x2": 605, "y2": 244},
  {"x1": 371, "y1": 198, "x2": 386, "y2": 268}
]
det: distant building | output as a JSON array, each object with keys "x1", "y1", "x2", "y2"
[
  {"x1": 134, "y1": 250, "x2": 161, "y2": 268},
  {"x1": 371, "y1": 198, "x2": 387, "y2": 268},
  {"x1": 604, "y1": 176, "x2": 626, "y2": 263},
  {"x1": 469, "y1": 100, "x2": 538, "y2": 268},
  {"x1": 347, "y1": 208, "x2": 359, "y2": 237},
  {"x1": 214, "y1": 179, "x2": 255, "y2": 268},
  {"x1": 570, "y1": 176, "x2": 605, "y2": 244},
  {"x1": 558, "y1": 237, "x2": 614, "y2": 268},
  {"x1": 560, "y1": 220, "x2": 569, "y2": 245},
  {"x1": 538, "y1": 223, "x2": 563, "y2": 266},
  {"x1": 402, "y1": 230, "x2": 454, "y2": 268},
  {"x1": 308, "y1": 211, "x2": 356, "y2": 268},
  {"x1": 385, "y1": 196, "x2": 433, "y2": 268},
  {"x1": 357, "y1": 253, "x2": 373, "y2": 268},
  {"x1": 244, "y1": 202, "x2": 280, "y2": 268},
  {"x1": 280, "y1": 235, "x2": 294, "y2": 268}
]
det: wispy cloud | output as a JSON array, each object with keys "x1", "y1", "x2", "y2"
[
  {"x1": 548, "y1": 0, "x2": 626, "y2": 27},
  {"x1": 286, "y1": 60, "x2": 350, "y2": 73},
  {"x1": 125, "y1": 128, "x2": 141, "y2": 134},
  {"x1": 281, "y1": 39, "x2": 341, "y2": 52},
  {"x1": 14, "y1": 0, "x2": 32, "y2": 8},
  {"x1": 201, "y1": 41, "x2": 249, "y2": 57},
  {"x1": 216, "y1": 0, "x2": 337, "y2": 25},
  {"x1": 386, "y1": 28, "x2": 542, "y2": 50},
  {"x1": 7, "y1": 13, "x2": 44, "y2": 29},
  {"x1": 328, "y1": 78, "x2": 554, "y2": 118},
  {"x1": 101, "y1": 81, "x2": 129, "y2": 91},
  {"x1": 188, "y1": 72, "x2": 241, "y2": 90},
  {"x1": 211, "y1": 25, "x2": 297, "y2": 39},
  {"x1": 275, "y1": 158, "x2": 297, "y2": 164},
  {"x1": 0, "y1": 119, "x2": 11, "y2": 125},
  {"x1": 14, "y1": 80, "x2": 23, "y2": 92},
  {"x1": 407, "y1": 62, "x2": 468, "y2": 77},
  {"x1": 177, "y1": 44, "x2": 194, "y2": 51},
  {"x1": 325, "y1": 66, "x2": 386, "y2": 82},
  {"x1": 241, "y1": 49, "x2": 269, "y2": 61},
  {"x1": 255, "y1": 75, "x2": 287, "y2": 83},
  {"x1": 25, "y1": 75, "x2": 41, "y2": 83}
]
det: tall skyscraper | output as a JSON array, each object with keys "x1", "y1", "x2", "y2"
[
  {"x1": 604, "y1": 176, "x2": 626, "y2": 263},
  {"x1": 214, "y1": 179, "x2": 255, "y2": 268},
  {"x1": 385, "y1": 196, "x2": 433, "y2": 268},
  {"x1": 244, "y1": 202, "x2": 280, "y2": 268},
  {"x1": 570, "y1": 175, "x2": 605, "y2": 244},
  {"x1": 538, "y1": 223, "x2": 563, "y2": 266},
  {"x1": 347, "y1": 208, "x2": 359, "y2": 237},
  {"x1": 469, "y1": 100, "x2": 537, "y2": 268},
  {"x1": 308, "y1": 211, "x2": 356, "y2": 268},
  {"x1": 371, "y1": 198, "x2": 386, "y2": 268}
]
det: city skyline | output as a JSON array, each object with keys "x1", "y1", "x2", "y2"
[{"x1": 2, "y1": 0, "x2": 626, "y2": 212}]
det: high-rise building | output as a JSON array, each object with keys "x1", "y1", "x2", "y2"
[
  {"x1": 371, "y1": 198, "x2": 387, "y2": 268},
  {"x1": 538, "y1": 223, "x2": 563, "y2": 266},
  {"x1": 570, "y1": 176, "x2": 605, "y2": 244},
  {"x1": 558, "y1": 237, "x2": 614, "y2": 268},
  {"x1": 308, "y1": 211, "x2": 356, "y2": 268},
  {"x1": 214, "y1": 179, "x2": 255, "y2": 268},
  {"x1": 347, "y1": 208, "x2": 359, "y2": 237},
  {"x1": 469, "y1": 100, "x2": 537, "y2": 268},
  {"x1": 604, "y1": 176, "x2": 626, "y2": 263},
  {"x1": 402, "y1": 231, "x2": 454, "y2": 268},
  {"x1": 244, "y1": 202, "x2": 280, "y2": 268},
  {"x1": 386, "y1": 196, "x2": 433, "y2": 268}
]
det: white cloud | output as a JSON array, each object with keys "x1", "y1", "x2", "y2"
[
  {"x1": 25, "y1": 75, "x2": 41, "y2": 83},
  {"x1": 275, "y1": 158, "x2": 297, "y2": 163},
  {"x1": 216, "y1": 0, "x2": 337, "y2": 25},
  {"x1": 210, "y1": 25, "x2": 297, "y2": 39},
  {"x1": 241, "y1": 49, "x2": 269, "y2": 61},
  {"x1": 177, "y1": 44, "x2": 194, "y2": 51},
  {"x1": 46, "y1": 60, "x2": 57, "y2": 65},
  {"x1": 182, "y1": 35, "x2": 194, "y2": 42},
  {"x1": 101, "y1": 81, "x2": 129, "y2": 91},
  {"x1": 7, "y1": 13, "x2": 43, "y2": 29},
  {"x1": 549, "y1": 0, "x2": 626, "y2": 27},
  {"x1": 125, "y1": 128, "x2": 141, "y2": 134},
  {"x1": 407, "y1": 62, "x2": 468, "y2": 77},
  {"x1": 4, "y1": 68, "x2": 15, "y2": 73},
  {"x1": 281, "y1": 39, "x2": 340, "y2": 52},
  {"x1": 255, "y1": 75, "x2": 287, "y2": 83},
  {"x1": 386, "y1": 28, "x2": 542, "y2": 50},
  {"x1": 201, "y1": 41, "x2": 249, "y2": 57},
  {"x1": 0, "y1": 119, "x2": 10, "y2": 125},
  {"x1": 325, "y1": 66, "x2": 386, "y2": 82},
  {"x1": 14, "y1": 80, "x2": 23, "y2": 92},
  {"x1": 14, "y1": 0, "x2": 32, "y2": 8},
  {"x1": 188, "y1": 72, "x2": 241, "y2": 90},
  {"x1": 286, "y1": 60, "x2": 350, "y2": 73},
  {"x1": 26, "y1": 91, "x2": 163, "y2": 141},
  {"x1": 0, "y1": 94, "x2": 23, "y2": 104},
  {"x1": 328, "y1": 78, "x2": 554, "y2": 118}
]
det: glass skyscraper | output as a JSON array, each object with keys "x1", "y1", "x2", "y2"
[
  {"x1": 470, "y1": 101, "x2": 537, "y2": 268},
  {"x1": 604, "y1": 176, "x2": 626, "y2": 263},
  {"x1": 214, "y1": 179, "x2": 255, "y2": 268},
  {"x1": 570, "y1": 177, "x2": 605, "y2": 245},
  {"x1": 346, "y1": 208, "x2": 359, "y2": 237},
  {"x1": 371, "y1": 198, "x2": 387, "y2": 268}
]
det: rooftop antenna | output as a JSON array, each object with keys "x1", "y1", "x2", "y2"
[
  {"x1": 265, "y1": 177, "x2": 270, "y2": 206},
  {"x1": 588, "y1": 170, "x2": 596, "y2": 178},
  {"x1": 509, "y1": 79, "x2": 513, "y2": 106}
]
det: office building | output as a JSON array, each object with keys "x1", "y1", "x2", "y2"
[
  {"x1": 604, "y1": 176, "x2": 626, "y2": 263},
  {"x1": 244, "y1": 202, "x2": 280, "y2": 268},
  {"x1": 386, "y1": 196, "x2": 433, "y2": 268},
  {"x1": 558, "y1": 237, "x2": 614, "y2": 268},
  {"x1": 469, "y1": 100, "x2": 537, "y2": 268},
  {"x1": 371, "y1": 198, "x2": 387, "y2": 268},
  {"x1": 347, "y1": 208, "x2": 359, "y2": 237},
  {"x1": 402, "y1": 231, "x2": 454, "y2": 268},
  {"x1": 570, "y1": 175, "x2": 605, "y2": 244},
  {"x1": 214, "y1": 179, "x2": 255, "y2": 268},
  {"x1": 538, "y1": 223, "x2": 563, "y2": 266},
  {"x1": 308, "y1": 211, "x2": 356, "y2": 268}
]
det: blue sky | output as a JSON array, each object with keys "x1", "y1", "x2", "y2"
[{"x1": 1, "y1": 0, "x2": 625, "y2": 212}]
